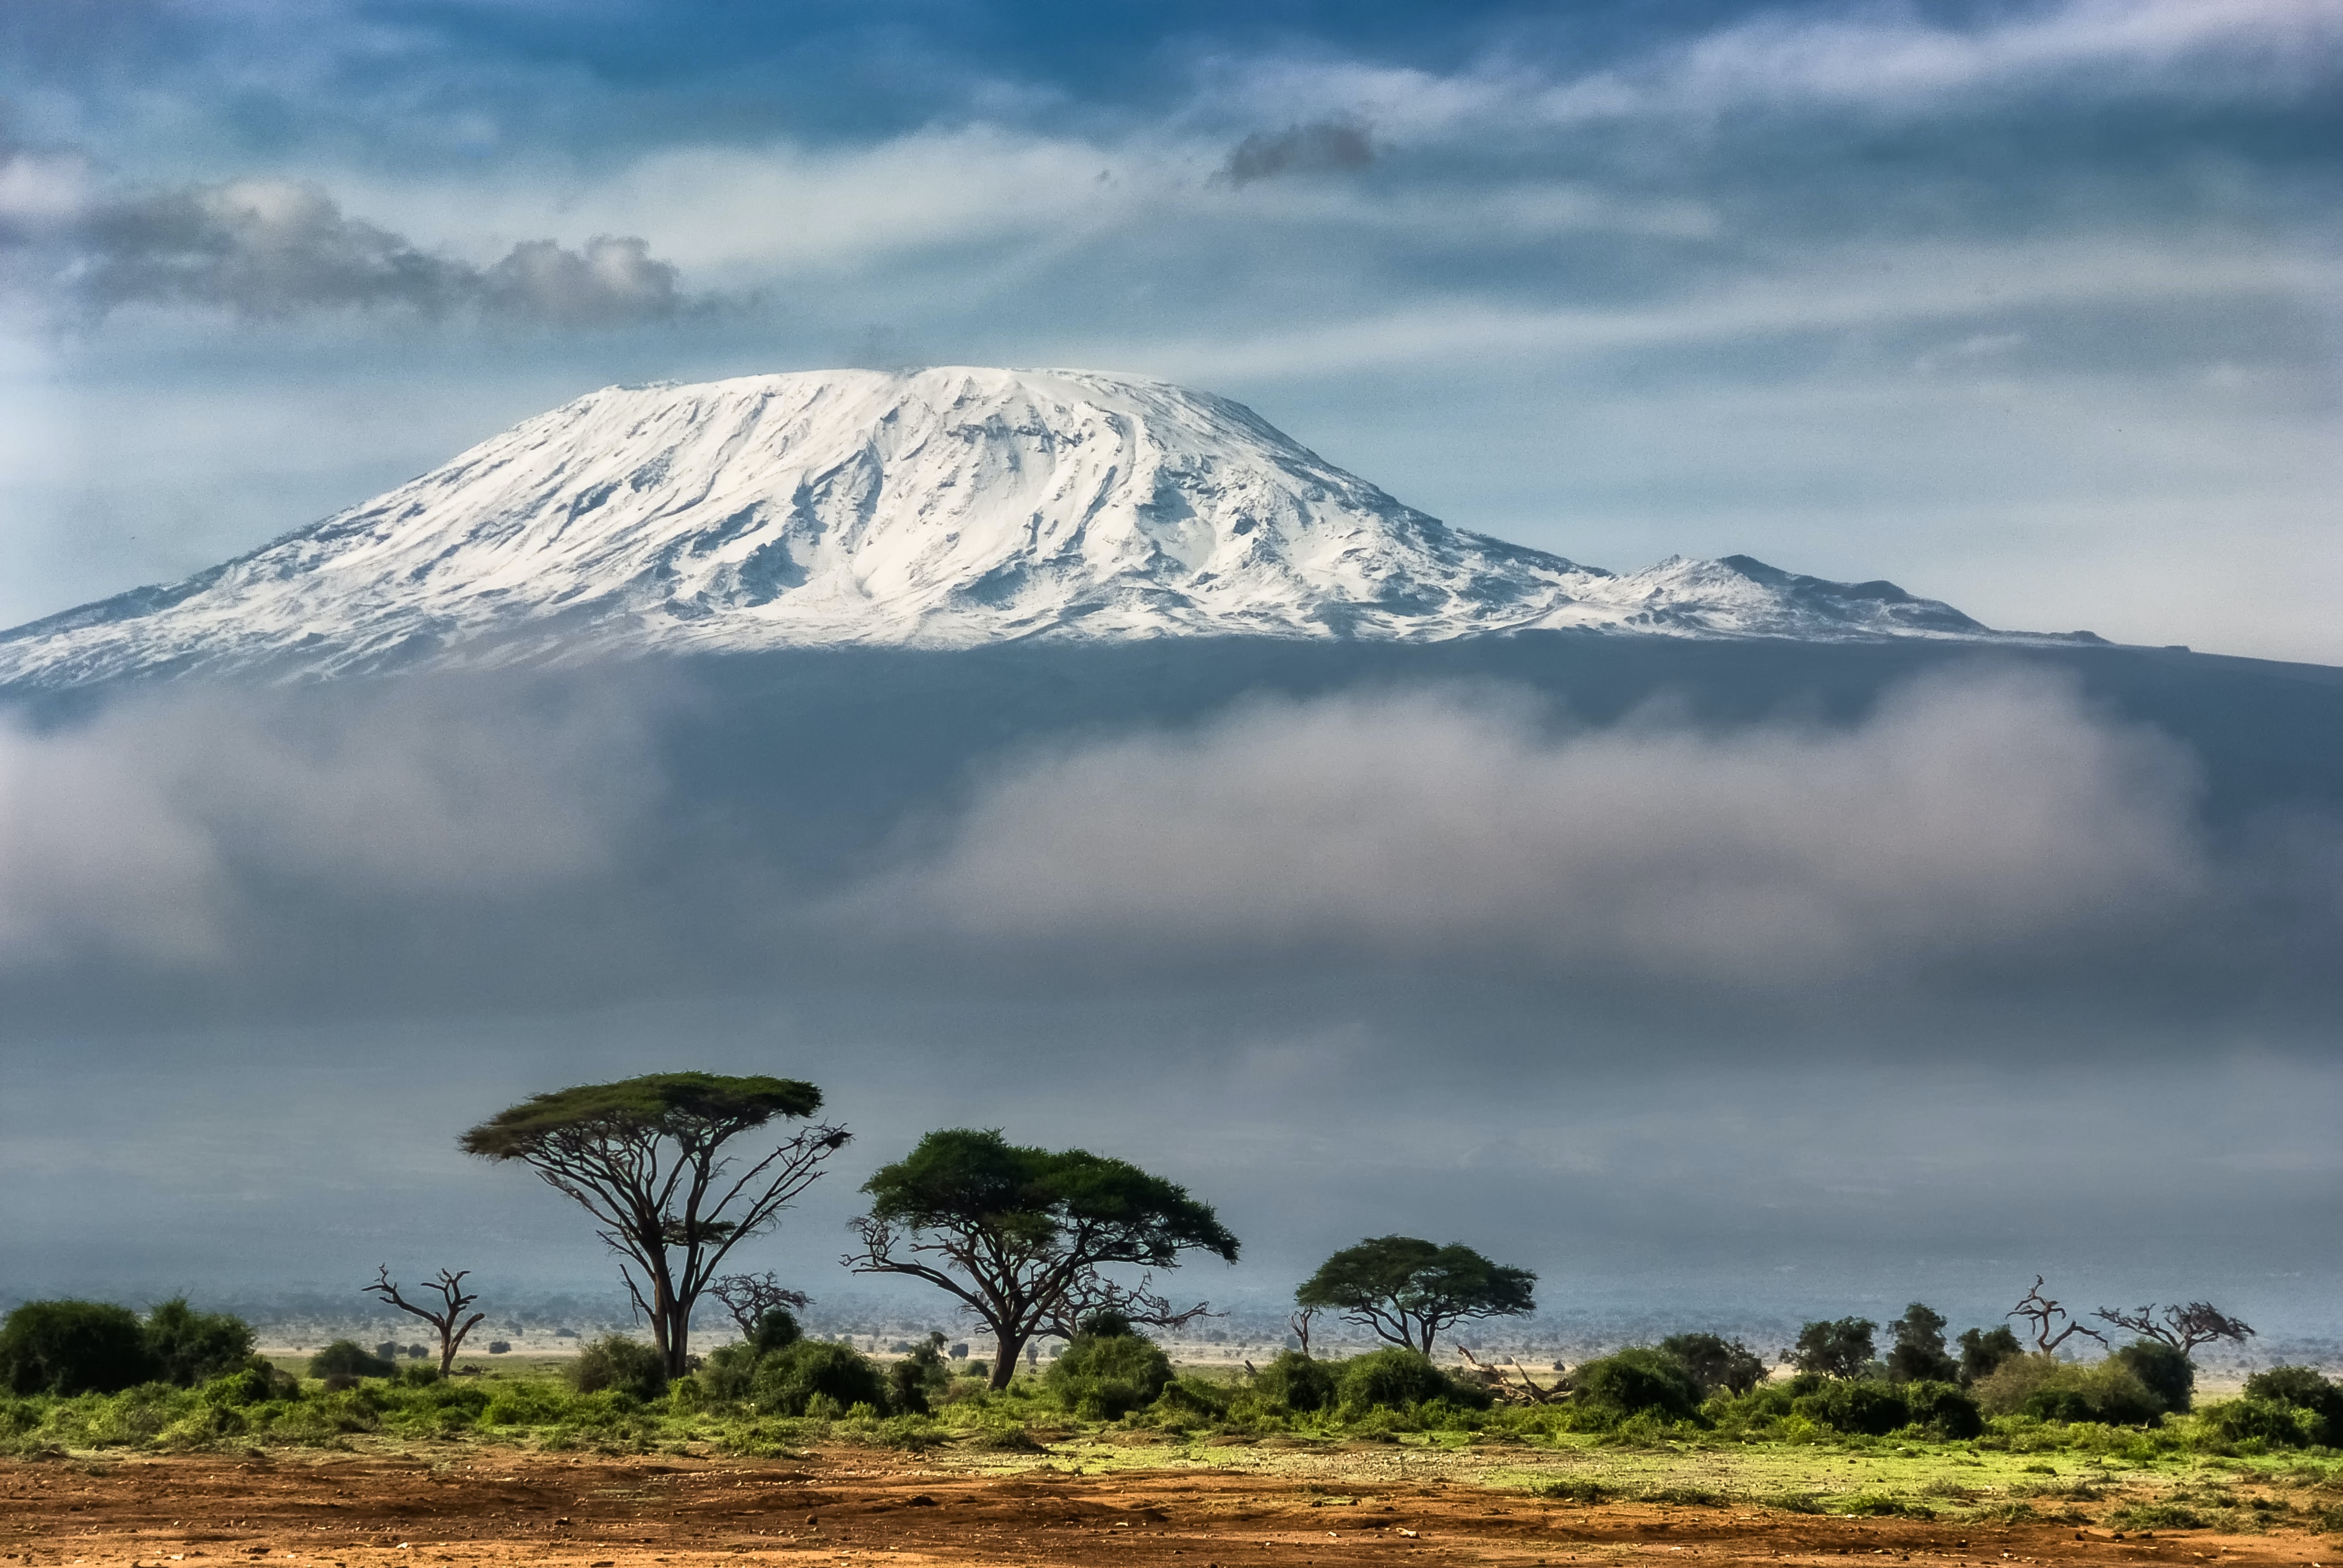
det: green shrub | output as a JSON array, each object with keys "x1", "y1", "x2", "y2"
[
  {"x1": 1574, "y1": 1347, "x2": 1703, "y2": 1423},
  {"x1": 886, "y1": 1335, "x2": 951, "y2": 1415},
  {"x1": 1977, "y1": 1355, "x2": 2160, "y2": 1426},
  {"x1": 1045, "y1": 1331, "x2": 1173, "y2": 1420},
  {"x1": 0, "y1": 1300, "x2": 160, "y2": 1395},
  {"x1": 569, "y1": 1335, "x2": 668, "y2": 1401},
  {"x1": 2240, "y1": 1365, "x2": 2343, "y2": 1440},
  {"x1": 1792, "y1": 1379, "x2": 1911, "y2": 1436},
  {"x1": 1901, "y1": 1380, "x2": 1985, "y2": 1439},
  {"x1": 202, "y1": 1362, "x2": 295, "y2": 1407},
  {"x1": 1660, "y1": 1333, "x2": 1768, "y2": 1397},
  {"x1": 2200, "y1": 1397, "x2": 2325, "y2": 1450},
  {"x1": 2114, "y1": 1341, "x2": 2195, "y2": 1414},
  {"x1": 1252, "y1": 1350, "x2": 1338, "y2": 1413},
  {"x1": 1338, "y1": 1348, "x2": 1468, "y2": 1414},
  {"x1": 749, "y1": 1340, "x2": 887, "y2": 1416},
  {"x1": 307, "y1": 1340, "x2": 398, "y2": 1380},
  {"x1": 141, "y1": 1300, "x2": 255, "y2": 1387}
]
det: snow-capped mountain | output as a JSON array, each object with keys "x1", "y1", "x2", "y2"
[{"x1": 0, "y1": 367, "x2": 2086, "y2": 688}]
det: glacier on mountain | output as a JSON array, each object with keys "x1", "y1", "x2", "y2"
[{"x1": 0, "y1": 367, "x2": 2094, "y2": 688}]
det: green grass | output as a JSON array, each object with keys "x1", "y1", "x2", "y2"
[{"x1": 2, "y1": 1355, "x2": 2336, "y2": 1539}]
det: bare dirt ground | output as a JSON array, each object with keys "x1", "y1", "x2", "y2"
[{"x1": 3, "y1": 1449, "x2": 2334, "y2": 1568}]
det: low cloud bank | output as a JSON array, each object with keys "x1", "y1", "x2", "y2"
[
  {"x1": 857, "y1": 669, "x2": 2211, "y2": 988},
  {"x1": 0, "y1": 682, "x2": 656, "y2": 969},
  {"x1": 2, "y1": 663, "x2": 2336, "y2": 1019}
]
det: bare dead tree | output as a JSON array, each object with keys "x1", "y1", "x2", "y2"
[
  {"x1": 2009, "y1": 1276, "x2": 2107, "y2": 1354},
  {"x1": 708, "y1": 1272, "x2": 811, "y2": 1340},
  {"x1": 1039, "y1": 1271, "x2": 1218, "y2": 1342},
  {"x1": 1290, "y1": 1308, "x2": 1318, "y2": 1357},
  {"x1": 364, "y1": 1266, "x2": 486, "y2": 1376},
  {"x1": 1453, "y1": 1344, "x2": 1568, "y2": 1406},
  {"x1": 2094, "y1": 1301, "x2": 2255, "y2": 1355}
]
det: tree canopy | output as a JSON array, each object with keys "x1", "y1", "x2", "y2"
[
  {"x1": 1295, "y1": 1236, "x2": 1536, "y2": 1354},
  {"x1": 847, "y1": 1128, "x2": 1239, "y2": 1390},
  {"x1": 462, "y1": 1071, "x2": 847, "y2": 1375},
  {"x1": 1786, "y1": 1316, "x2": 1878, "y2": 1379}
]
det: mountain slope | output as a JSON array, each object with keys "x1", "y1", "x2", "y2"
[{"x1": 0, "y1": 367, "x2": 2086, "y2": 688}]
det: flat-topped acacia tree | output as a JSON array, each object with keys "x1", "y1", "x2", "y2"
[
  {"x1": 461, "y1": 1072, "x2": 848, "y2": 1375},
  {"x1": 1296, "y1": 1236, "x2": 1536, "y2": 1355},
  {"x1": 845, "y1": 1128, "x2": 1240, "y2": 1390}
]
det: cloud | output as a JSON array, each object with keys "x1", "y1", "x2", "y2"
[
  {"x1": 0, "y1": 680, "x2": 656, "y2": 970},
  {"x1": 1217, "y1": 121, "x2": 1375, "y2": 186},
  {"x1": 853, "y1": 669, "x2": 2213, "y2": 988},
  {"x1": 0, "y1": 148, "x2": 697, "y2": 326}
]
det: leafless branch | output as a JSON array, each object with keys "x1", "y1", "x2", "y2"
[
  {"x1": 2094, "y1": 1301, "x2": 2255, "y2": 1354},
  {"x1": 2008, "y1": 1275, "x2": 2107, "y2": 1355},
  {"x1": 363, "y1": 1266, "x2": 487, "y2": 1376}
]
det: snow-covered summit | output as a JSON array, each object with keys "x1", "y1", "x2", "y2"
[{"x1": 0, "y1": 367, "x2": 2085, "y2": 688}]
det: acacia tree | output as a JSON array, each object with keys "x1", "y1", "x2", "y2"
[
  {"x1": 461, "y1": 1072, "x2": 849, "y2": 1375},
  {"x1": 2095, "y1": 1301, "x2": 2255, "y2": 1356},
  {"x1": 1295, "y1": 1236, "x2": 1536, "y2": 1354},
  {"x1": 363, "y1": 1267, "x2": 486, "y2": 1376},
  {"x1": 844, "y1": 1128, "x2": 1240, "y2": 1391}
]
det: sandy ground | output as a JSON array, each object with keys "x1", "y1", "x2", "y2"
[{"x1": 3, "y1": 1447, "x2": 2334, "y2": 1568}]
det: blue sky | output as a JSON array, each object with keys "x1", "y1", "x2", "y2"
[{"x1": 1, "y1": 0, "x2": 2336, "y2": 658}]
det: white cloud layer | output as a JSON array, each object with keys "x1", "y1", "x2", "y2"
[
  {"x1": 858, "y1": 669, "x2": 2210, "y2": 986},
  {"x1": 0, "y1": 685, "x2": 653, "y2": 967}
]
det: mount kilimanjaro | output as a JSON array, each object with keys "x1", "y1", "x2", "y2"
[{"x1": 0, "y1": 366, "x2": 2095, "y2": 689}]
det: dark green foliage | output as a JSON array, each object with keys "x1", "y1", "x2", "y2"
[
  {"x1": 1046, "y1": 1329, "x2": 1173, "y2": 1419},
  {"x1": 2241, "y1": 1365, "x2": 2342, "y2": 1417},
  {"x1": 308, "y1": 1340, "x2": 399, "y2": 1380},
  {"x1": 1792, "y1": 1379, "x2": 1912, "y2": 1436},
  {"x1": 0, "y1": 1300, "x2": 157, "y2": 1395},
  {"x1": 1787, "y1": 1318, "x2": 1876, "y2": 1380},
  {"x1": 459, "y1": 1071, "x2": 824, "y2": 1156},
  {"x1": 2237, "y1": 1365, "x2": 2343, "y2": 1444},
  {"x1": 749, "y1": 1339, "x2": 887, "y2": 1415},
  {"x1": 1958, "y1": 1326, "x2": 2023, "y2": 1385},
  {"x1": 1975, "y1": 1355, "x2": 2162, "y2": 1426},
  {"x1": 1900, "y1": 1380, "x2": 1985, "y2": 1439},
  {"x1": 749, "y1": 1307, "x2": 803, "y2": 1353},
  {"x1": 1295, "y1": 1237, "x2": 1535, "y2": 1354},
  {"x1": 1252, "y1": 1350, "x2": 1338, "y2": 1413},
  {"x1": 201, "y1": 1362, "x2": 295, "y2": 1407},
  {"x1": 851, "y1": 1128, "x2": 1238, "y2": 1391},
  {"x1": 143, "y1": 1300, "x2": 257, "y2": 1387},
  {"x1": 1075, "y1": 1309, "x2": 1136, "y2": 1339},
  {"x1": 1886, "y1": 1304, "x2": 1960, "y2": 1385},
  {"x1": 2200, "y1": 1397, "x2": 2326, "y2": 1449},
  {"x1": 886, "y1": 1334, "x2": 951, "y2": 1414},
  {"x1": 1659, "y1": 1333, "x2": 1768, "y2": 1397},
  {"x1": 1573, "y1": 1348, "x2": 1703, "y2": 1422},
  {"x1": 2116, "y1": 1340, "x2": 2197, "y2": 1414},
  {"x1": 569, "y1": 1334, "x2": 669, "y2": 1400},
  {"x1": 1336, "y1": 1347, "x2": 1482, "y2": 1413}
]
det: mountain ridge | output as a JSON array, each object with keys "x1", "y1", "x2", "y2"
[{"x1": 0, "y1": 366, "x2": 2100, "y2": 689}]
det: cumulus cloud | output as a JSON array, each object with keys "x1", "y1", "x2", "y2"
[
  {"x1": 854, "y1": 669, "x2": 2212, "y2": 988},
  {"x1": 0, "y1": 142, "x2": 695, "y2": 326},
  {"x1": 0, "y1": 682, "x2": 656, "y2": 970},
  {"x1": 1217, "y1": 121, "x2": 1375, "y2": 186}
]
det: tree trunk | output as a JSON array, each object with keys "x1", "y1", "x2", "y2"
[{"x1": 990, "y1": 1327, "x2": 1026, "y2": 1391}]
